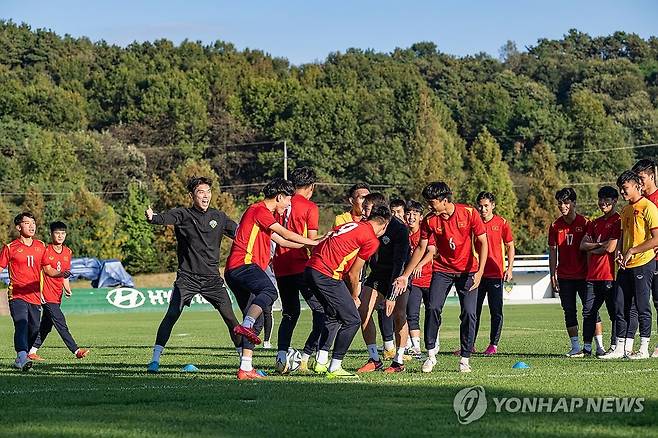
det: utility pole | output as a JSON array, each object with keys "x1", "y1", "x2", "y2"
[{"x1": 283, "y1": 140, "x2": 288, "y2": 179}]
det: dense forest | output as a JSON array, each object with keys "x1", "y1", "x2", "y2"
[{"x1": 0, "y1": 21, "x2": 657, "y2": 273}]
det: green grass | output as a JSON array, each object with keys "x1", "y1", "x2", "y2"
[{"x1": 0, "y1": 303, "x2": 656, "y2": 437}]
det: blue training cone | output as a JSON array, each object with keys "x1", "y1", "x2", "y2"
[
  {"x1": 512, "y1": 361, "x2": 530, "y2": 369},
  {"x1": 182, "y1": 364, "x2": 199, "y2": 373}
]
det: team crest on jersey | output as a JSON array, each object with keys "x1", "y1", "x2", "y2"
[
  {"x1": 17, "y1": 248, "x2": 23, "y2": 253},
  {"x1": 48, "y1": 256, "x2": 54, "y2": 260},
  {"x1": 381, "y1": 236, "x2": 391, "y2": 245},
  {"x1": 209, "y1": 220, "x2": 218, "y2": 228},
  {"x1": 492, "y1": 226, "x2": 500, "y2": 231},
  {"x1": 457, "y1": 222, "x2": 466, "y2": 228},
  {"x1": 575, "y1": 227, "x2": 583, "y2": 232}
]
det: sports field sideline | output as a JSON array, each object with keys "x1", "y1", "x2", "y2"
[{"x1": 0, "y1": 302, "x2": 654, "y2": 437}]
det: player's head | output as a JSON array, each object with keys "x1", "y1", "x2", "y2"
[
  {"x1": 50, "y1": 221, "x2": 68, "y2": 245},
  {"x1": 347, "y1": 182, "x2": 370, "y2": 216},
  {"x1": 422, "y1": 181, "x2": 452, "y2": 214},
  {"x1": 597, "y1": 186, "x2": 618, "y2": 215},
  {"x1": 404, "y1": 200, "x2": 424, "y2": 229},
  {"x1": 617, "y1": 170, "x2": 643, "y2": 202},
  {"x1": 366, "y1": 205, "x2": 392, "y2": 237},
  {"x1": 263, "y1": 178, "x2": 295, "y2": 214},
  {"x1": 389, "y1": 198, "x2": 406, "y2": 221},
  {"x1": 362, "y1": 193, "x2": 387, "y2": 220},
  {"x1": 187, "y1": 176, "x2": 212, "y2": 212},
  {"x1": 291, "y1": 167, "x2": 317, "y2": 199},
  {"x1": 555, "y1": 187, "x2": 577, "y2": 217},
  {"x1": 476, "y1": 191, "x2": 496, "y2": 220},
  {"x1": 14, "y1": 212, "x2": 36, "y2": 238},
  {"x1": 631, "y1": 158, "x2": 658, "y2": 194}
]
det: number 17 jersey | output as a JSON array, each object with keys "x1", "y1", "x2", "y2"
[{"x1": 548, "y1": 214, "x2": 589, "y2": 279}]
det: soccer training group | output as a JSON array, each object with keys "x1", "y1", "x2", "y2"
[{"x1": 3, "y1": 159, "x2": 658, "y2": 378}]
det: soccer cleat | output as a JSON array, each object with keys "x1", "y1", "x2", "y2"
[
  {"x1": 147, "y1": 361, "x2": 160, "y2": 373},
  {"x1": 312, "y1": 360, "x2": 328, "y2": 374},
  {"x1": 582, "y1": 348, "x2": 592, "y2": 357},
  {"x1": 483, "y1": 344, "x2": 497, "y2": 356},
  {"x1": 628, "y1": 350, "x2": 650, "y2": 360},
  {"x1": 298, "y1": 359, "x2": 310, "y2": 373},
  {"x1": 237, "y1": 368, "x2": 267, "y2": 380},
  {"x1": 28, "y1": 353, "x2": 45, "y2": 361},
  {"x1": 233, "y1": 325, "x2": 261, "y2": 345},
  {"x1": 651, "y1": 347, "x2": 658, "y2": 358},
  {"x1": 595, "y1": 347, "x2": 606, "y2": 357},
  {"x1": 357, "y1": 358, "x2": 383, "y2": 373},
  {"x1": 459, "y1": 361, "x2": 472, "y2": 373},
  {"x1": 262, "y1": 341, "x2": 272, "y2": 349},
  {"x1": 421, "y1": 357, "x2": 437, "y2": 373},
  {"x1": 275, "y1": 356, "x2": 289, "y2": 374},
  {"x1": 599, "y1": 347, "x2": 625, "y2": 359},
  {"x1": 406, "y1": 346, "x2": 422, "y2": 359},
  {"x1": 256, "y1": 369, "x2": 268, "y2": 377},
  {"x1": 326, "y1": 367, "x2": 359, "y2": 379},
  {"x1": 383, "y1": 349, "x2": 396, "y2": 360},
  {"x1": 14, "y1": 357, "x2": 33, "y2": 372},
  {"x1": 75, "y1": 348, "x2": 90, "y2": 359},
  {"x1": 565, "y1": 348, "x2": 585, "y2": 358},
  {"x1": 383, "y1": 361, "x2": 405, "y2": 373}
]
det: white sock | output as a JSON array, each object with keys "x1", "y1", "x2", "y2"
[
  {"x1": 570, "y1": 336, "x2": 580, "y2": 350},
  {"x1": 411, "y1": 337, "x2": 421, "y2": 349},
  {"x1": 316, "y1": 350, "x2": 329, "y2": 365},
  {"x1": 328, "y1": 358, "x2": 342, "y2": 372},
  {"x1": 428, "y1": 346, "x2": 439, "y2": 359},
  {"x1": 17, "y1": 351, "x2": 27, "y2": 362},
  {"x1": 405, "y1": 337, "x2": 412, "y2": 349},
  {"x1": 594, "y1": 335, "x2": 604, "y2": 350},
  {"x1": 276, "y1": 350, "x2": 287, "y2": 363},
  {"x1": 240, "y1": 355, "x2": 253, "y2": 371},
  {"x1": 625, "y1": 338, "x2": 634, "y2": 353},
  {"x1": 640, "y1": 337, "x2": 650, "y2": 354},
  {"x1": 236, "y1": 347, "x2": 242, "y2": 358},
  {"x1": 241, "y1": 316, "x2": 256, "y2": 329},
  {"x1": 394, "y1": 347, "x2": 406, "y2": 364},
  {"x1": 384, "y1": 340, "x2": 395, "y2": 351},
  {"x1": 29, "y1": 347, "x2": 38, "y2": 355},
  {"x1": 367, "y1": 344, "x2": 380, "y2": 361},
  {"x1": 301, "y1": 353, "x2": 310, "y2": 362},
  {"x1": 151, "y1": 345, "x2": 164, "y2": 363},
  {"x1": 583, "y1": 342, "x2": 592, "y2": 352}
]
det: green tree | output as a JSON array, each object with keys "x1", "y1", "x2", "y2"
[{"x1": 118, "y1": 183, "x2": 158, "y2": 274}]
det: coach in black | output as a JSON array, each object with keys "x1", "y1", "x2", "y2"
[{"x1": 145, "y1": 176, "x2": 242, "y2": 372}]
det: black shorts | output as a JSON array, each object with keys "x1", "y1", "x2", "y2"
[
  {"x1": 364, "y1": 275, "x2": 393, "y2": 298},
  {"x1": 174, "y1": 270, "x2": 231, "y2": 310}
]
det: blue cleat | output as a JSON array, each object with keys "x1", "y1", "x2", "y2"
[{"x1": 147, "y1": 361, "x2": 160, "y2": 373}]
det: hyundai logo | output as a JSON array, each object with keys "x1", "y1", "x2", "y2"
[{"x1": 106, "y1": 287, "x2": 145, "y2": 309}]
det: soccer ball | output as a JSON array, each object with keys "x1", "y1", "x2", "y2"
[{"x1": 286, "y1": 348, "x2": 303, "y2": 373}]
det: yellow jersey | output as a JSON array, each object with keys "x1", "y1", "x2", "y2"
[{"x1": 620, "y1": 197, "x2": 658, "y2": 268}]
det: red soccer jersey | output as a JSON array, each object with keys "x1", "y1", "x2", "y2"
[
  {"x1": 226, "y1": 202, "x2": 277, "y2": 271},
  {"x1": 420, "y1": 204, "x2": 486, "y2": 274},
  {"x1": 41, "y1": 244, "x2": 73, "y2": 304},
  {"x1": 0, "y1": 239, "x2": 46, "y2": 305},
  {"x1": 307, "y1": 221, "x2": 380, "y2": 280},
  {"x1": 645, "y1": 189, "x2": 658, "y2": 261},
  {"x1": 548, "y1": 214, "x2": 589, "y2": 280},
  {"x1": 585, "y1": 213, "x2": 621, "y2": 281},
  {"x1": 273, "y1": 194, "x2": 320, "y2": 277},
  {"x1": 409, "y1": 228, "x2": 432, "y2": 288},
  {"x1": 475, "y1": 215, "x2": 514, "y2": 279}
]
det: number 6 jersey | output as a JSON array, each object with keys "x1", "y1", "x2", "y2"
[{"x1": 548, "y1": 214, "x2": 589, "y2": 279}]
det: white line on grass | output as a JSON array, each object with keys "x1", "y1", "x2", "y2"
[{"x1": 486, "y1": 368, "x2": 658, "y2": 379}]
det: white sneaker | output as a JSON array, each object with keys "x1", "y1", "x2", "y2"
[
  {"x1": 599, "y1": 347, "x2": 625, "y2": 359},
  {"x1": 422, "y1": 356, "x2": 437, "y2": 373},
  {"x1": 263, "y1": 341, "x2": 272, "y2": 349},
  {"x1": 628, "y1": 350, "x2": 650, "y2": 360},
  {"x1": 565, "y1": 348, "x2": 584, "y2": 358},
  {"x1": 651, "y1": 347, "x2": 658, "y2": 358},
  {"x1": 458, "y1": 361, "x2": 472, "y2": 373}
]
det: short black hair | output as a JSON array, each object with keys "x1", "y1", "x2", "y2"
[
  {"x1": 555, "y1": 187, "x2": 577, "y2": 203},
  {"x1": 363, "y1": 193, "x2": 387, "y2": 208},
  {"x1": 290, "y1": 167, "x2": 317, "y2": 189},
  {"x1": 597, "y1": 186, "x2": 619, "y2": 200},
  {"x1": 476, "y1": 191, "x2": 496, "y2": 204},
  {"x1": 617, "y1": 170, "x2": 642, "y2": 188},
  {"x1": 367, "y1": 205, "x2": 392, "y2": 223},
  {"x1": 186, "y1": 176, "x2": 213, "y2": 194},
  {"x1": 263, "y1": 178, "x2": 295, "y2": 198},
  {"x1": 14, "y1": 212, "x2": 35, "y2": 226},
  {"x1": 632, "y1": 159, "x2": 656, "y2": 178},
  {"x1": 347, "y1": 182, "x2": 370, "y2": 199},
  {"x1": 389, "y1": 198, "x2": 406, "y2": 209},
  {"x1": 405, "y1": 200, "x2": 424, "y2": 214},
  {"x1": 421, "y1": 181, "x2": 452, "y2": 202},
  {"x1": 50, "y1": 221, "x2": 67, "y2": 232}
]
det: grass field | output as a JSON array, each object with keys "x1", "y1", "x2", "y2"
[{"x1": 0, "y1": 302, "x2": 656, "y2": 437}]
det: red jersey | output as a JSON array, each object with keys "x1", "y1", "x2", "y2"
[
  {"x1": 41, "y1": 244, "x2": 73, "y2": 304},
  {"x1": 475, "y1": 215, "x2": 514, "y2": 279},
  {"x1": 548, "y1": 214, "x2": 589, "y2": 280},
  {"x1": 273, "y1": 194, "x2": 320, "y2": 277},
  {"x1": 0, "y1": 239, "x2": 46, "y2": 305},
  {"x1": 645, "y1": 189, "x2": 658, "y2": 260},
  {"x1": 420, "y1": 204, "x2": 486, "y2": 274},
  {"x1": 307, "y1": 221, "x2": 380, "y2": 280},
  {"x1": 585, "y1": 213, "x2": 621, "y2": 281},
  {"x1": 408, "y1": 228, "x2": 432, "y2": 288},
  {"x1": 226, "y1": 202, "x2": 277, "y2": 271}
]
